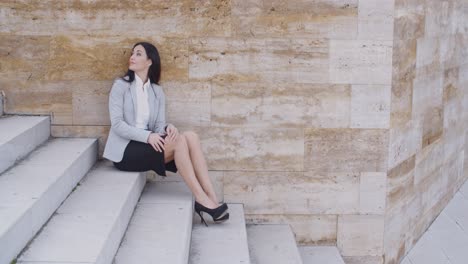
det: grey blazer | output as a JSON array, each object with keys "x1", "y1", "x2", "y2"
[{"x1": 103, "y1": 78, "x2": 167, "y2": 162}]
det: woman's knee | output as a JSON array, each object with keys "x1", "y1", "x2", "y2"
[
  {"x1": 183, "y1": 131, "x2": 199, "y2": 142},
  {"x1": 174, "y1": 133, "x2": 188, "y2": 149}
]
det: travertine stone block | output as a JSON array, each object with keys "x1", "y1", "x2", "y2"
[
  {"x1": 360, "y1": 173, "x2": 386, "y2": 214},
  {"x1": 443, "y1": 67, "x2": 460, "y2": 103},
  {"x1": 358, "y1": 0, "x2": 394, "y2": 40},
  {"x1": 224, "y1": 171, "x2": 360, "y2": 214},
  {"x1": 415, "y1": 37, "x2": 441, "y2": 76},
  {"x1": 189, "y1": 37, "x2": 329, "y2": 84},
  {"x1": 390, "y1": 79, "x2": 413, "y2": 128},
  {"x1": 386, "y1": 155, "x2": 415, "y2": 213},
  {"x1": 412, "y1": 74, "x2": 443, "y2": 148},
  {"x1": 424, "y1": 0, "x2": 455, "y2": 37},
  {"x1": 342, "y1": 256, "x2": 383, "y2": 264},
  {"x1": 394, "y1": 0, "x2": 425, "y2": 40},
  {"x1": 443, "y1": 99, "x2": 465, "y2": 160},
  {"x1": 196, "y1": 127, "x2": 304, "y2": 171},
  {"x1": 162, "y1": 81, "x2": 211, "y2": 127},
  {"x1": 51, "y1": 125, "x2": 109, "y2": 157},
  {"x1": 0, "y1": 0, "x2": 231, "y2": 37},
  {"x1": 392, "y1": 38, "x2": 417, "y2": 82},
  {"x1": 0, "y1": 35, "x2": 50, "y2": 81},
  {"x1": 305, "y1": 128, "x2": 388, "y2": 173},
  {"x1": 245, "y1": 214, "x2": 337, "y2": 245},
  {"x1": 388, "y1": 120, "x2": 421, "y2": 170},
  {"x1": 72, "y1": 81, "x2": 112, "y2": 126},
  {"x1": 414, "y1": 139, "x2": 443, "y2": 185},
  {"x1": 45, "y1": 35, "x2": 188, "y2": 82},
  {"x1": 231, "y1": 0, "x2": 358, "y2": 39},
  {"x1": 337, "y1": 215, "x2": 384, "y2": 256},
  {"x1": 0, "y1": 80, "x2": 72, "y2": 125},
  {"x1": 330, "y1": 40, "x2": 393, "y2": 85},
  {"x1": 350, "y1": 85, "x2": 390, "y2": 129},
  {"x1": 211, "y1": 83, "x2": 351, "y2": 128}
]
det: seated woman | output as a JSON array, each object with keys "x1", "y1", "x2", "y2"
[{"x1": 103, "y1": 42, "x2": 228, "y2": 226}]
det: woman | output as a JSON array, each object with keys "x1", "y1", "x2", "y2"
[{"x1": 103, "y1": 42, "x2": 228, "y2": 226}]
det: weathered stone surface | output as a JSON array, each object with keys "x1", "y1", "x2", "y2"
[
  {"x1": 72, "y1": 81, "x2": 112, "y2": 126},
  {"x1": 0, "y1": 35, "x2": 50, "y2": 81},
  {"x1": 337, "y1": 215, "x2": 385, "y2": 256},
  {"x1": 51, "y1": 125, "x2": 109, "y2": 157},
  {"x1": 0, "y1": 80, "x2": 72, "y2": 125},
  {"x1": 350, "y1": 85, "x2": 390, "y2": 129},
  {"x1": 394, "y1": 0, "x2": 425, "y2": 40},
  {"x1": 386, "y1": 155, "x2": 415, "y2": 214},
  {"x1": 162, "y1": 81, "x2": 211, "y2": 127},
  {"x1": 189, "y1": 37, "x2": 329, "y2": 84},
  {"x1": 342, "y1": 255, "x2": 384, "y2": 264},
  {"x1": 358, "y1": 0, "x2": 394, "y2": 40},
  {"x1": 413, "y1": 139, "x2": 444, "y2": 186},
  {"x1": 360, "y1": 172, "x2": 386, "y2": 214},
  {"x1": 415, "y1": 37, "x2": 441, "y2": 77},
  {"x1": 245, "y1": 214, "x2": 337, "y2": 245},
  {"x1": 305, "y1": 128, "x2": 388, "y2": 172},
  {"x1": 224, "y1": 171, "x2": 360, "y2": 214},
  {"x1": 231, "y1": 0, "x2": 358, "y2": 39},
  {"x1": 330, "y1": 40, "x2": 393, "y2": 85},
  {"x1": 388, "y1": 120, "x2": 421, "y2": 170},
  {"x1": 211, "y1": 83, "x2": 351, "y2": 128}
]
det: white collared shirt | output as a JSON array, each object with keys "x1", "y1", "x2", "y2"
[{"x1": 134, "y1": 74, "x2": 151, "y2": 130}]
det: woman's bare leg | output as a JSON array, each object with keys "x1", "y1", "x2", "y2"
[
  {"x1": 183, "y1": 131, "x2": 219, "y2": 204},
  {"x1": 164, "y1": 135, "x2": 217, "y2": 209}
]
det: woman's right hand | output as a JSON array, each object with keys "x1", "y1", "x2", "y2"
[{"x1": 147, "y1": 133, "x2": 165, "y2": 152}]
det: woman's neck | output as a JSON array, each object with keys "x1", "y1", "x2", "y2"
[{"x1": 135, "y1": 71, "x2": 148, "y2": 83}]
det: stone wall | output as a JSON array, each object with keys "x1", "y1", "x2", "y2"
[
  {"x1": 0, "y1": 1, "x2": 467, "y2": 264},
  {"x1": 384, "y1": 0, "x2": 468, "y2": 263}
]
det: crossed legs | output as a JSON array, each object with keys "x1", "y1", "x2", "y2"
[{"x1": 164, "y1": 131, "x2": 219, "y2": 209}]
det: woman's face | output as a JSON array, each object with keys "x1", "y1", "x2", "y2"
[{"x1": 129, "y1": 45, "x2": 152, "y2": 73}]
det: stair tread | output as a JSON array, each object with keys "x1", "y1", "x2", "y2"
[
  {"x1": 113, "y1": 181, "x2": 193, "y2": 264},
  {"x1": 0, "y1": 115, "x2": 50, "y2": 174},
  {"x1": 17, "y1": 161, "x2": 145, "y2": 263},
  {"x1": 299, "y1": 246, "x2": 345, "y2": 264},
  {"x1": 189, "y1": 203, "x2": 250, "y2": 264},
  {"x1": 247, "y1": 224, "x2": 303, "y2": 264},
  {"x1": 0, "y1": 138, "x2": 97, "y2": 264}
]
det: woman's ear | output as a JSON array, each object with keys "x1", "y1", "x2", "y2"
[{"x1": 147, "y1": 59, "x2": 152, "y2": 67}]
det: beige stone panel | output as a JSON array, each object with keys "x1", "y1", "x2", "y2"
[
  {"x1": 330, "y1": 40, "x2": 393, "y2": 85},
  {"x1": 72, "y1": 80, "x2": 112, "y2": 126},
  {"x1": 231, "y1": 0, "x2": 358, "y2": 39},
  {"x1": 45, "y1": 35, "x2": 188, "y2": 82},
  {"x1": 350, "y1": 85, "x2": 390, "y2": 129},
  {"x1": 0, "y1": 35, "x2": 50, "y2": 81},
  {"x1": 189, "y1": 37, "x2": 329, "y2": 84},
  {"x1": 440, "y1": 35, "x2": 462, "y2": 70},
  {"x1": 358, "y1": 0, "x2": 394, "y2": 40},
  {"x1": 51, "y1": 125, "x2": 109, "y2": 157},
  {"x1": 337, "y1": 215, "x2": 384, "y2": 256},
  {"x1": 186, "y1": 0, "x2": 232, "y2": 37},
  {"x1": 211, "y1": 83, "x2": 351, "y2": 128},
  {"x1": 443, "y1": 67, "x2": 461, "y2": 103},
  {"x1": 245, "y1": 214, "x2": 337, "y2": 245},
  {"x1": 443, "y1": 98, "x2": 465, "y2": 161},
  {"x1": 161, "y1": 81, "x2": 211, "y2": 127},
  {"x1": 342, "y1": 256, "x2": 383, "y2": 264},
  {"x1": 224, "y1": 171, "x2": 359, "y2": 214},
  {"x1": 305, "y1": 128, "x2": 388, "y2": 173},
  {"x1": 424, "y1": 0, "x2": 455, "y2": 37},
  {"x1": 195, "y1": 127, "x2": 304, "y2": 171},
  {"x1": 390, "y1": 79, "x2": 413, "y2": 128},
  {"x1": 360, "y1": 172, "x2": 386, "y2": 215},
  {"x1": 417, "y1": 167, "x2": 446, "y2": 217},
  {"x1": 415, "y1": 37, "x2": 442, "y2": 77},
  {"x1": 414, "y1": 139, "x2": 444, "y2": 185},
  {"x1": 0, "y1": 80, "x2": 72, "y2": 125},
  {"x1": 388, "y1": 120, "x2": 421, "y2": 170},
  {"x1": 394, "y1": 0, "x2": 425, "y2": 40},
  {"x1": 392, "y1": 38, "x2": 417, "y2": 82},
  {"x1": 386, "y1": 155, "x2": 415, "y2": 214},
  {"x1": 444, "y1": 153, "x2": 464, "y2": 197}
]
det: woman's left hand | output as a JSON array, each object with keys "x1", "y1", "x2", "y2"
[{"x1": 166, "y1": 124, "x2": 179, "y2": 142}]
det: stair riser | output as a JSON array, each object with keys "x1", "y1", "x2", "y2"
[
  {"x1": 94, "y1": 173, "x2": 146, "y2": 264},
  {"x1": 0, "y1": 140, "x2": 97, "y2": 264},
  {"x1": 0, "y1": 118, "x2": 50, "y2": 174}
]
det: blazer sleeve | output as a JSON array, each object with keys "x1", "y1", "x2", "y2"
[
  {"x1": 109, "y1": 80, "x2": 151, "y2": 143},
  {"x1": 153, "y1": 87, "x2": 168, "y2": 135}
]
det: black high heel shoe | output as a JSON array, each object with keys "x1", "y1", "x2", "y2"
[{"x1": 194, "y1": 201, "x2": 229, "y2": 227}]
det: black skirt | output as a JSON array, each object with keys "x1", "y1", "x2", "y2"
[{"x1": 113, "y1": 139, "x2": 177, "y2": 177}]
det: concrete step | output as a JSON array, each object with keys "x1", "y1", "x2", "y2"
[
  {"x1": 113, "y1": 181, "x2": 193, "y2": 264},
  {"x1": 17, "y1": 161, "x2": 145, "y2": 264},
  {"x1": 0, "y1": 115, "x2": 50, "y2": 174},
  {"x1": 299, "y1": 246, "x2": 345, "y2": 264},
  {"x1": 0, "y1": 138, "x2": 97, "y2": 264},
  {"x1": 189, "y1": 203, "x2": 250, "y2": 264},
  {"x1": 247, "y1": 224, "x2": 303, "y2": 264}
]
